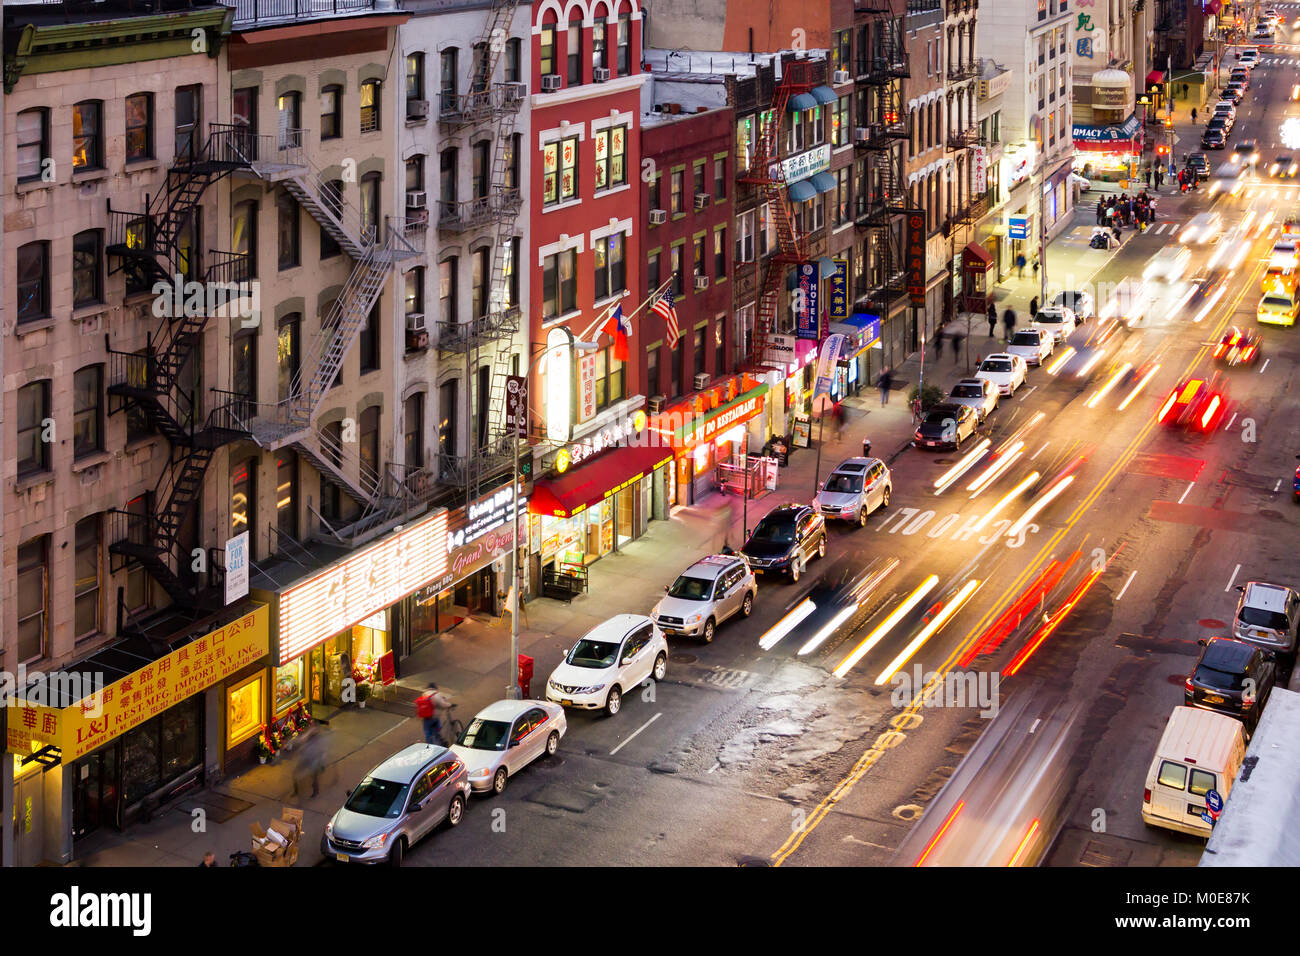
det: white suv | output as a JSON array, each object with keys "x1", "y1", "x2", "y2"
[
  {"x1": 814, "y1": 457, "x2": 892, "y2": 525},
  {"x1": 545, "y1": 615, "x2": 668, "y2": 716},
  {"x1": 653, "y1": 554, "x2": 757, "y2": 642}
]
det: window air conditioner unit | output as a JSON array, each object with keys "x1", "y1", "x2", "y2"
[
  {"x1": 694, "y1": 373, "x2": 711, "y2": 390},
  {"x1": 649, "y1": 394, "x2": 666, "y2": 414},
  {"x1": 855, "y1": 127, "x2": 869, "y2": 143},
  {"x1": 503, "y1": 82, "x2": 527, "y2": 102},
  {"x1": 407, "y1": 329, "x2": 430, "y2": 351},
  {"x1": 593, "y1": 67, "x2": 611, "y2": 82},
  {"x1": 406, "y1": 190, "x2": 427, "y2": 209},
  {"x1": 649, "y1": 208, "x2": 667, "y2": 224},
  {"x1": 407, "y1": 98, "x2": 430, "y2": 119},
  {"x1": 406, "y1": 312, "x2": 426, "y2": 332},
  {"x1": 541, "y1": 74, "x2": 562, "y2": 92},
  {"x1": 694, "y1": 274, "x2": 710, "y2": 290},
  {"x1": 833, "y1": 70, "x2": 851, "y2": 85},
  {"x1": 694, "y1": 192, "x2": 709, "y2": 209}
]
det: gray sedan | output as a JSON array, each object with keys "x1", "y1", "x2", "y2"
[
  {"x1": 451, "y1": 699, "x2": 567, "y2": 795},
  {"x1": 947, "y1": 378, "x2": 999, "y2": 424}
]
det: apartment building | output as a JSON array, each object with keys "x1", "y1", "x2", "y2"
[
  {"x1": 973, "y1": 58, "x2": 1013, "y2": 280},
  {"x1": 1153, "y1": 0, "x2": 1205, "y2": 71}
]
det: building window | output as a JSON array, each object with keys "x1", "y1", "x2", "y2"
[
  {"x1": 16, "y1": 107, "x2": 49, "y2": 182},
  {"x1": 646, "y1": 345, "x2": 660, "y2": 397},
  {"x1": 713, "y1": 227, "x2": 726, "y2": 279},
  {"x1": 231, "y1": 458, "x2": 255, "y2": 544},
  {"x1": 72, "y1": 100, "x2": 102, "y2": 170},
  {"x1": 405, "y1": 392, "x2": 425, "y2": 470},
  {"x1": 74, "y1": 514, "x2": 102, "y2": 639},
  {"x1": 475, "y1": 364, "x2": 491, "y2": 444},
  {"x1": 670, "y1": 336, "x2": 682, "y2": 398},
  {"x1": 358, "y1": 406, "x2": 381, "y2": 494},
  {"x1": 439, "y1": 381, "x2": 458, "y2": 460},
  {"x1": 17, "y1": 380, "x2": 50, "y2": 478},
  {"x1": 472, "y1": 140, "x2": 490, "y2": 198},
  {"x1": 506, "y1": 38, "x2": 522, "y2": 84},
  {"x1": 543, "y1": 135, "x2": 578, "y2": 205},
  {"x1": 647, "y1": 250, "x2": 661, "y2": 293},
  {"x1": 540, "y1": 23, "x2": 556, "y2": 76},
  {"x1": 503, "y1": 235, "x2": 520, "y2": 309},
  {"x1": 504, "y1": 132, "x2": 521, "y2": 191},
  {"x1": 406, "y1": 154, "x2": 425, "y2": 205},
  {"x1": 833, "y1": 29, "x2": 851, "y2": 71},
  {"x1": 594, "y1": 124, "x2": 627, "y2": 191},
  {"x1": 321, "y1": 85, "x2": 342, "y2": 139},
  {"x1": 277, "y1": 188, "x2": 299, "y2": 269},
  {"x1": 670, "y1": 243, "x2": 684, "y2": 295},
  {"x1": 693, "y1": 328, "x2": 706, "y2": 382},
  {"x1": 713, "y1": 157, "x2": 726, "y2": 201},
  {"x1": 272, "y1": 452, "x2": 298, "y2": 542},
  {"x1": 595, "y1": 346, "x2": 625, "y2": 410},
  {"x1": 17, "y1": 537, "x2": 48, "y2": 663},
  {"x1": 360, "y1": 304, "x2": 380, "y2": 374},
  {"x1": 125, "y1": 93, "x2": 153, "y2": 161},
  {"x1": 736, "y1": 116, "x2": 753, "y2": 173},
  {"x1": 405, "y1": 267, "x2": 425, "y2": 319},
  {"x1": 232, "y1": 331, "x2": 257, "y2": 401},
  {"x1": 471, "y1": 42, "x2": 490, "y2": 94},
  {"x1": 693, "y1": 161, "x2": 706, "y2": 203},
  {"x1": 736, "y1": 210, "x2": 755, "y2": 263},
  {"x1": 594, "y1": 232, "x2": 626, "y2": 301},
  {"x1": 278, "y1": 313, "x2": 300, "y2": 401},
  {"x1": 277, "y1": 92, "x2": 301, "y2": 149},
  {"x1": 361, "y1": 171, "x2": 380, "y2": 236},
  {"x1": 567, "y1": 14, "x2": 583, "y2": 85},
  {"x1": 789, "y1": 109, "x2": 805, "y2": 153},
  {"x1": 174, "y1": 84, "x2": 201, "y2": 161},
  {"x1": 833, "y1": 96, "x2": 850, "y2": 147},
  {"x1": 593, "y1": 16, "x2": 607, "y2": 72},
  {"x1": 471, "y1": 247, "x2": 489, "y2": 319},
  {"x1": 808, "y1": 105, "x2": 825, "y2": 146},
  {"x1": 617, "y1": 13, "x2": 631, "y2": 75},
  {"x1": 73, "y1": 230, "x2": 103, "y2": 308},
  {"x1": 407, "y1": 52, "x2": 425, "y2": 100},
  {"x1": 320, "y1": 180, "x2": 343, "y2": 259},
  {"x1": 233, "y1": 86, "x2": 258, "y2": 140},
  {"x1": 542, "y1": 249, "x2": 578, "y2": 318},
  {"x1": 715, "y1": 316, "x2": 727, "y2": 377},
  {"x1": 693, "y1": 235, "x2": 706, "y2": 281},
  {"x1": 360, "y1": 80, "x2": 381, "y2": 133},
  {"x1": 833, "y1": 167, "x2": 849, "y2": 226},
  {"x1": 440, "y1": 257, "x2": 458, "y2": 322},
  {"x1": 440, "y1": 147, "x2": 459, "y2": 210},
  {"x1": 441, "y1": 48, "x2": 459, "y2": 102},
  {"x1": 73, "y1": 365, "x2": 103, "y2": 459},
  {"x1": 232, "y1": 200, "x2": 258, "y2": 278},
  {"x1": 670, "y1": 169, "x2": 684, "y2": 214}
]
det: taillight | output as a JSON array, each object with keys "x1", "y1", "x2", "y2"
[
  {"x1": 1157, "y1": 392, "x2": 1178, "y2": 422},
  {"x1": 1185, "y1": 677, "x2": 1194, "y2": 694},
  {"x1": 1200, "y1": 394, "x2": 1221, "y2": 430},
  {"x1": 1143, "y1": 788, "x2": 1152, "y2": 804}
]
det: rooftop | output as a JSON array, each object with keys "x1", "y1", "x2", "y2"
[{"x1": 642, "y1": 46, "x2": 827, "y2": 81}]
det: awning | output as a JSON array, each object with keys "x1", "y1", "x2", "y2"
[
  {"x1": 810, "y1": 171, "x2": 837, "y2": 194},
  {"x1": 817, "y1": 256, "x2": 838, "y2": 279},
  {"x1": 810, "y1": 85, "x2": 838, "y2": 105},
  {"x1": 1072, "y1": 111, "x2": 1142, "y2": 152},
  {"x1": 787, "y1": 92, "x2": 817, "y2": 113},
  {"x1": 963, "y1": 240, "x2": 993, "y2": 265},
  {"x1": 1146, "y1": 69, "x2": 1165, "y2": 85},
  {"x1": 530, "y1": 444, "x2": 674, "y2": 518},
  {"x1": 843, "y1": 312, "x2": 882, "y2": 354},
  {"x1": 788, "y1": 178, "x2": 818, "y2": 202}
]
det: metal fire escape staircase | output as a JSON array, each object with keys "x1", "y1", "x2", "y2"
[
  {"x1": 855, "y1": 15, "x2": 914, "y2": 313},
  {"x1": 102, "y1": 129, "x2": 254, "y2": 625},
  {"x1": 437, "y1": 0, "x2": 525, "y2": 503},
  {"x1": 740, "y1": 58, "x2": 815, "y2": 370}
]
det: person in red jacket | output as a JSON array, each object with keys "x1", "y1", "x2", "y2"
[{"x1": 416, "y1": 683, "x2": 452, "y2": 744}]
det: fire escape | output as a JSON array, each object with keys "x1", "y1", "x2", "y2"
[
  {"x1": 436, "y1": 0, "x2": 526, "y2": 502},
  {"x1": 220, "y1": 121, "x2": 426, "y2": 542},
  {"x1": 103, "y1": 128, "x2": 253, "y2": 636},
  {"x1": 854, "y1": 13, "x2": 913, "y2": 316},
  {"x1": 740, "y1": 56, "x2": 816, "y2": 369}
]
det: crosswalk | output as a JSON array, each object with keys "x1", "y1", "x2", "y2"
[
  {"x1": 1257, "y1": 56, "x2": 1300, "y2": 65},
  {"x1": 1149, "y1": 222, "x2": 1181, "y2": 235}
]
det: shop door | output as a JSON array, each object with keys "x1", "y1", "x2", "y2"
[
  {"x1": 71, "y1": 747, "x2": 119, "y2": 840},
  {"x1": 616, "y1": 487, "x2": 635, "y2": 548},
  {"x1": 15, "y1": 769, "x2": 48, "y2": 866}
]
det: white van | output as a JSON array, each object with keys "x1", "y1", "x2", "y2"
[{"x1": 1142, "y1": 706, "x2": 1246, "y2": 838}]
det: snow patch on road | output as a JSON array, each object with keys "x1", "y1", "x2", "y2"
[{"x1": 716, "y1": 682, "x2": 884, "y2": 773}]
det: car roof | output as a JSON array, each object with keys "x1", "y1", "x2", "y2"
[
  {"x1": 476, "y1": 699, "x2": 542, "y2": 721},
  {"x1": 928, "y1": 402, "x2": 964, "y2": 414},
  {"x1": 680, "y1": 554, "x2": 744, "y2": 580},
  {"x1": 956, "y1": 377, "x2": 987, "y2": 387},
  {"x1": 832, "y1": 457, "x2": 877, "y2": 472},
  {"x1": 760, "y1": 502, "x2": 810, "y2": 520},
  {"x1": 1242, "y1": 582, "x2": 1294, "y2": 613},
  {"x1": 372, "y1": 743, "x2": 451, "y2": 783},
  {"x1": 582, "y1": 613, "x2": 654, "y2": 643},
  {"x1": 1200, "y1": 637, "x2": 1257, "y2": 670},
  {"x1": 982, "y1": 352, "x2": 1013, "y2": 360}
]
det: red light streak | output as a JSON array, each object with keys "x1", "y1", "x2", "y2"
[
  {"x1": 1003, "y1": 564, "x2": 1105, "y2": 677},
  {"x1": 914, "y1": 801, "x2": 965, "y2": 867}
]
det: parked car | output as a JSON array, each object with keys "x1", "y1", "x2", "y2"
[
  {"x1": 452, "y1": 700, "x2": 566, "y2": 794},
  {"x1": 652, "y1": 552, "x2": 757, "y2": 641},
  {"x1": 1232, "y1": 581, "x2": 1300, "y2": 677},
  {"x1": 323, "y1": 743, "x2": 470, "y2": 866},
  {"x1": 1185, "y1": 637, "x2": 1276, "y2": 735},
  {"x1": 814, "y1": 457, "x2": 892, "y2": 525},
  {"x1": 545, "y1": 614, "x2": 668, "y2": 716},
  {"x1": 974, "y1": 353, "x2": 1028, "y2": 396},
  {"x1": 1031, "y1": 305, "x2": 1077, "y2": 343},
  {"x1": 1202, "y1": 128, "x2": 1228, "y2": 150},
  {"x1": 1185, "y1": 152, "x2": 1212, "y2": 182},
  {"x1": 1007, "y1": 327, "x2": 1055, "y2": 367},
  {"x1": 740, "y1": 502, "x2": 827, "y2": 582},
  {"x1": 913, "y1": 402, "x2": 978, "y2": 450},
  {"x1": 1052, "y1": 289, "x2": 1095, "y2": 319},
  {"x1": 947, "y1": 377, "x2": 1000, "y2": 423}
]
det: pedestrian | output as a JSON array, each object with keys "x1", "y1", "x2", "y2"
[
  {"x1": 878, "y1": 367, "x2": 893, "y2": 406},
  {"x1": 1112, "y1": 222, "x2": 1122, "y2": 244},
  {"x1": 1155, "y1": 167, "x2": 1164, "y2": 189},
  {"x1": 987, "y1": 302, "x2": 997, "y2": 337},
  {"x1": 199, "y1": 851, "x2": 218, "y2": 868},
  {"x1": 1002, "y1": 307, "x2": 1017, "y2": 341},
  {"x1": 1016, "y1": 252, "x2": 1027, "y2": 277},
  {"x1": 290, "y1": 725, "x2": 328, "y2": 799},
  {"x1": 1105, "y1": 204, "x2": 1115, "y2": 225},
  {"x1": 951, "y1": 330, "x2": 964, "y2": 363},
  {"x1": 416, "y1": 682, "x2": 450, "y2": 744},
  {"x1": 1096, "y1": 198, "x2": 1105, "y2": 224},
  {"x1": 833, "y1": 401, "x2": 846, "y2": 440},
  {"x1": 1146, "y1": 167, "x2": 1153, "y2": 188},
  {"x1": 1032, "y1": 258, "x2": 1040, "y2": 283},
  {"x1": 1192, "y1": 107, "x2": 1197, "y2": 123},
  {"x1": 1183, "y1": 82, "x2": 1189, "y2": 99},
  {"x1": 1029, "y1": 296, "x2": 1039, "y2": 320}
]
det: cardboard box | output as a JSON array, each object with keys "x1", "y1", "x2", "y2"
[
  {"x1": 269, "y1": 818, "x2": 299, "y2": 846},
  {"x1": 252, "y1": 842, "x2": 285, "y2": 866},
  {"x1": 281, "y1": 807, "x2": 304, "y2": 831}
]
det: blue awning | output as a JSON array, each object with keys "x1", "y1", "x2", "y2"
[
  {"x1": 810, "y1": 85, "x2": 838, "y2": 105},
  {"x1": 787, "y1": 92, "x2": 817, "y2": 113},
  {"x1": 810, "y1": 171, "x2": 837, "y2": 194},
  {"x1": 788, "y1": 179, "x2": 818, "y2": 202},
  {"x1": 817, "y1": 256, "x2": 838, "y2": 279},
  {"x1": 844, "y1": 312, "x2": 882, "y2": 352}
]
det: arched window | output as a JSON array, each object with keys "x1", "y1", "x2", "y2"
[{"x1": 567, "y1": 13, "x2": 583, "y2": 85}]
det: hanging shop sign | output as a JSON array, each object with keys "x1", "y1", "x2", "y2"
[
  {"x1": 277, "y1": 509, "x2": 449, "y2": 665},
  {"x1": 1071, "y1": 112, "x2": 1141, "y2": 144},
  {"x1": 828, "y1": 259, "x2": 848, "y2": 321},
  {"x1": 545, "y1": 327, "x2": 574, "y2": 444},
  {"x1": 225, "y1": 531, "x2": 249, "y2": 606},
  {"x1": 763, "y1": 333, "x2": 798, "y2": 370},
  {"x1": 906, "y1": 211, "x2": 927, "y2": 305},
  {"x1": 683, "y1": 391, "x2": 766, "y2": 450},
  {"x1": 972, "y1": 145, "x2": 988, "y2": 195},
  {"x1": 796, "y1": 262, "x2": 820, "y2": 340},
  {"x1": 6, "y1": 605, "x2": 270, "y2": 763},
  {"x1": 813, "y1": 333, "x2": 848, "y2": 399},
  {"x1": 769, "y1": 143, "x2": 832, "y2": 184},
  {"x1": 1008, "y1": 214, "x2": 1031, "y2": 240},
  {"x1": 578, "y1": 350, "x2": 598, "y2": 423},
  {"x1": 505, "y1": 375, "x2": 528, "y2": 436}
]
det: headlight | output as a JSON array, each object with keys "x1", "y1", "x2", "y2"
[
  {"x1": 547, "y1": 679, "x2": 561, "y2": 690},
  {"x1": 325, "y1": 820, "x2": 334, "y2": 839},
  {"x1": 686, "y1": 613, "x2": 703, "y2": 625},
  {"x1": 469, "y1": 768, "x2": 492, "y2": 779},
  {"x1": 576, "y1": 683, "x2": 607, "y2": 694},
  {"x1": 361, "y1": 832, "x2": 389, "y2": 850}
]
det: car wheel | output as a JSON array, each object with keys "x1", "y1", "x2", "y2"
[
  {"x1": 492, "y1": 766, "x2": 508, "y2": 795},
  {"x1": 604, "y1": 685, "x2": 623, "y2": 717},
  {"x1": 881, "y1": 487, "x2": 891, "y2": 508},
  {"x1": 790, "y1": 559, "x2": 802, "y2": 583},
  {"x1": 741, "y1": 592, "x2": 754, "y2": 617},
  {"x1": 447, "y1": 794, "x2": 465, "y2": 827},
  {"x1": 858, "y1": 506, "x2": 870, "y2": 527},
  {"x1": 702, "y1": 618, "x2": 716, "y2": 643},
  {"x1": 388, "y1": 837, "x2": 406, "y2": 867},
  {"x1": 954, "y1": 433, "x2": 963, "y2": 452},
  {"x1": 545, "y1": 730, "x2": 560, "y2": 757},
  {"x1": 652, "y1": 652, "x2": 668, "y2": 681},
  {"x1": 817, "y1": 536, "x2": 827, "y2": 560}
]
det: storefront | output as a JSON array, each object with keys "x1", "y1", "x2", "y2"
[
  {"x1": 5, "y1": 604, "x2": 269, "y2": 863},
  {"x1": 1072, "y1": 113, "x2": 1143, "y2": 182},
  {"x1": 842, "y1": 312, "x2": 883, "y2": 389},
  {"x1": 650, "y1": 375, "x2": 770, "y2": 504}
]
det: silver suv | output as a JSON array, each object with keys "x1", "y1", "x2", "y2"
[
  {"x1": 814, "y1": 457, "x2": 892, "y2": 525},
  {"x1": 653, "y1": 554, "x2": 757, "y2": 642},
  {"x1": 323, "y1": 743, "x2": 470, "y2": 866},
  {"x1": 1232, "y1": 581, "x2": 1300, "y2": 674}
]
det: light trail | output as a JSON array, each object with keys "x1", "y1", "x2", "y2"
[{"x1": 833, "y1": 576, "x2": 939, "y2": 678}]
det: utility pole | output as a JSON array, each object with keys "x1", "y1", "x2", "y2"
[
  {"x1": 1039, "y1": 171, "x2": 1048, "y2": 305},
  {"x1": 508, "y1": 386, "x2": 522, "y2": 701}
]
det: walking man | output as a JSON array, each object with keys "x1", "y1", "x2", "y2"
[
  {"x1": 1002, "y1": 307, "x2": 1017, "y2": 341},
  {"x1": 1155, "y1": 166, "x2": 1164, "y2": 189},
  {"x1": 1096, "y1": 198, "x2": 1104, "y2": 224},
  {"x1": 1029, "y1": 296, "x2": 1039, "y2": 321},
  {"x1": 1016, "y1": 252, "x2": 1027, "y2": 277},
  {"x1": 1146, "y1": 167, "x2": 1153, "y2": 189},
  {"x1": 1191, "y1": 107, "x2": 1197, "y2": 123},
  {"x1": 987, "y1": 302, "x2": 997, "y2": 337},
  {"x1": 878, "y1": 367, "x2": 894, "y2": 406},
  {"x1": 951, "y1": 329, "x2": 964, "y2": 364}
]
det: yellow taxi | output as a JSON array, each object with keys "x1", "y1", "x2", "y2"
[{"x1": 1258, "y1": 289, "x2": 1299, "y2": 326}]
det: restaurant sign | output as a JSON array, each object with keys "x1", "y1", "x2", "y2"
[{"x1": 768, "y1": 143, "x2": 832, "y2": 184}]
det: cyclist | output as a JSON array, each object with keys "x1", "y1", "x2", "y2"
[{"x1": 417, "y1": 683, "x2": 453, "y2": 745}]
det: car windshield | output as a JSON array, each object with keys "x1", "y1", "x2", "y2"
[
  {"x1": 824, "y1": 473, "x2": 863, "y2": 494},
  {"x1": 982, "y1": 360, "x2": 1012, "y2": 372},
  {"x1": 668, "y1": 575, "x2": 713, "y2": 600},
  {"x1": 751, "y1": 517, "x2": 796, "y2": 543},
  {"x1": 457, "y1": 718, "x2": 510, "y2": 751},
  {"x1": 1036, "y1": 312, "x2": 1063, "y2": 323},
  {"x1": 1264, "y1": 296, "x2": 1293, "y2": 309},
  {"x1": 344, "y1": 776, "x2": 410, "y2": 818},
  {"x1": 951, "y1": 384, "x2": 983, "y2": 398},
  {"x1": 1011, "y1": 332, "x2": 1040, "y2": 346},
  {"x1": 1240, "y1": 606, "x2": 1290, "y2": 630},
  {"x1": 566, "y1": 639, "x2": 620, "y2": 668},
  {"x1": 1194, "y1": 664, "x2": 1247, "y2": 691}
]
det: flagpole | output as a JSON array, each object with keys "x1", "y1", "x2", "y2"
[{"x1": 578, "y1": 276, "x2": 677, "y2": 344}]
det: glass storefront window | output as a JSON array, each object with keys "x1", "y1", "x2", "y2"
[
  {"x1": 273, "y1": 660, "x2": 304, "y2": 713},
  {"x1": 161, "y1": 698, "x2": 201, "y2": 780},
  {"x1": 229, "y1": 673, "x2": 265, "y2": 747},
  {"x1": 121, "y1": 721, "x2": 160, "y2": 806}
]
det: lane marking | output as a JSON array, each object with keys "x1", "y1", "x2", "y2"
[
  {"x1": 609, "y1": 712, "x2": 661, "y2": 755},
  {"x1": 1021, "y1": 385, "x2": 1037, "y2": 398},
  {"x1": 1275, "y1": 478, "x2": 1283, "y2": 492},
  {"x1": 1225, "y1": 563, "x2": 1242, "y2": 592},
  {"x1": 1116, "y1": 569, "x2": 1138, "y2": 602},
  {"x1": 1029, "y1": 718, "x2": 1041, "y2": 734},
  {"x1": 1031, "y1": 441, "x2": 1050, "y2": 460},
  {"x1": 708, "y1": 761, "x2": 720, "y2": 774},
  {"x1": 1178, "y1": 481, "x2": 1195, "y2": 505},
  {"x1": 1261, "y1": 358, "x2": 1270, "y2": 373}
]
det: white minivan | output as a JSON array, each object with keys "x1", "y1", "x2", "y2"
[{"x1": 1141, "y1": 706, "x2": 1246, "y2": 838}]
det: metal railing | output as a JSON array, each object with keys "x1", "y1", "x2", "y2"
[
  {"x1": 436, "y1": 186, "x2": 523, "y2": 231},
  {"x1": 438, "y1": 84, "x2": 527, "y2": 124},
  {"x1": 436, "y1": 305, "x2": 521, "y2": 353},
  {"x1": 222, "y1": 0, "x2": 378, "y2": 27}
]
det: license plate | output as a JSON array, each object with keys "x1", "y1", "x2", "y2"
[
  {"x1": 336, "y1": 852, "x2": 349, "y2": 862},
  {"x1": 663, "y1": 629, "x2": 677, "y2": 636},
  {"x1": 561, "y1": 699, "x2": 573, "y2": 707},
  {"x1": 1204, "y1": 694, "x2": 1225, "y2": 704}
]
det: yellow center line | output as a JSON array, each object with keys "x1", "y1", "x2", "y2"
[{"x1": 769, "y1": 252, "x2": 1263, "y2": 867}]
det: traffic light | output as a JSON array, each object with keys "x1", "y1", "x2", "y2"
[{"x1": 1157, "y1": 144, "x2": 1169, "y2": 156}]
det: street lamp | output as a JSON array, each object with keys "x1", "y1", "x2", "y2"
[{"x1": 508, "y1": 336, "x2": 601, "y2": 699}]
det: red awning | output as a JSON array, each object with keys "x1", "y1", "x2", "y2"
[
  {"x1": 530, "y1": 444, "x2": 674, "y2": 518},
  {"x1": 1146, "y1": 70, "x2": 1165, "y2": 85},
  {"x1": 1074, "y1": 138, "x2": 1139, "y2": 153},
  {"x1": 962, "y1": 241, "x2": 993, "y2": 266}
]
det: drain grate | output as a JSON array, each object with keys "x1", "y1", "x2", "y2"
[{"x1": 1079, "y1": 838, "x2": 1132, "y2": 867}]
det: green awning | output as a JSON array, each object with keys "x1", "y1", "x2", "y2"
[
  {"x1": 810, "y1": 171, "x2": 837, "y2": 194},
  {"x1": 810, "y1": 85, "x2": 838, "y2": 105},
  {"x1": 788, "y1": 179, "x2": 818, "y2": 202},
  {"x1": 787, "y1": 92, "x2": 817, "y2": 113}
]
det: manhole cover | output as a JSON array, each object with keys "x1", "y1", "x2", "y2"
[
  {"x1": 1079, "y1": 838, "x2": 1132, "y2": 867},
  {"x1": 737, "y1": 856, "x2": 772, "y2": 867},
  {"x1": 1199, "y1": 618, "x2": 1227, "y2": 629},
  {"x1": 671, "y1": 653, "x2": 698, "y2": 664}
]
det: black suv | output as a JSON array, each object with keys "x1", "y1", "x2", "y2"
[
  {"x1": 1185, "y1": 637, "x2": 1276, "y2": 735},
  {"x1": 741, "y1": 503, "x2": 827, "y2": 582},
  {"x1": 1185, "y1": 152, "x2": 1210, "y2": 182}
]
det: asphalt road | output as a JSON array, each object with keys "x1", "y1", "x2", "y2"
[{"x1": 390, "y1": 43, "x2": 1300, "y2": 869}]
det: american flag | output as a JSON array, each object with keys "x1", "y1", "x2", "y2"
[{"x1": 651, "y1": 287, "x2": 680, "y2": 350}]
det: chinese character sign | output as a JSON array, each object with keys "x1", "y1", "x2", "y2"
[
  {"x1": 829, "y1": 260, "x2": 848, "y2": 321},
  {"x1": 796, "y1": 263, "x2": 820, "y2": 340}
]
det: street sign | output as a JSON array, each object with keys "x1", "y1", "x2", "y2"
[
  {"x1": 1206, "y1": 789, "x2": 1223, "y2": 814},
  {"x1": 505, "y1": 374, "x2": 528, "y2": 436},
  {"x1": 1008, "y1": 214, "x2": 1031, "y2": 240}
]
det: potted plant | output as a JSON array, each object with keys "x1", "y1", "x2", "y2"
[
  {"x1": 254, "y1": 725, "x2": 278, "y2": 764},
  {"x1": 356, "y1": 683, "x2": 371, "y2": 709}
]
